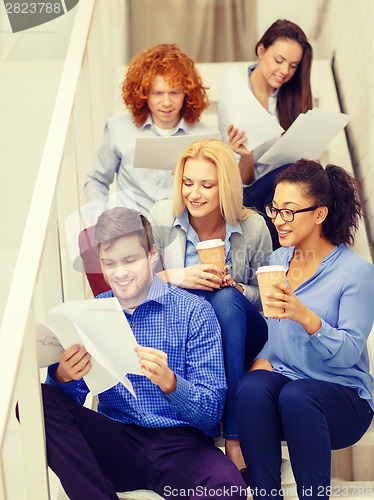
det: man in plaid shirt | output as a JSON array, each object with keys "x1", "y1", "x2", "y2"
[{"x1": 43, "y1": 207, "x2": 247, "y2": 499}]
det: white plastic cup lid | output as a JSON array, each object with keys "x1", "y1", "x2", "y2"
[
  {"x1": 256, "y1": 265, "x2": 286, "y2": 275},
  {"x1": 196, "y1": 239, "x2": 224, "y2": 250}
]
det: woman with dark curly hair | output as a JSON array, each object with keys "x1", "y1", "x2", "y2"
[
  {"x1": 84, "y1": 43, "x2": 212, "y2": 220},
  {"x1": 236, "y1": 159, "x2": 374, "y2": 499}
]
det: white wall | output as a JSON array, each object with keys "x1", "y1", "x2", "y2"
[
  {"x1": 314, "y1": 0, "x2": 374, "y2": 256},
  {"x1": 4, "y1": 9, "x2": 75, "y2": 60},
  {"x1": 0, "y1": 2, "x2": 12, "y2": 59},
  {"x1": 256, "y1": 0, "x2": 325, "y2": 43}
]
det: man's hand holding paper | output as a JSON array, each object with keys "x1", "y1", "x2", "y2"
[
  {"x1": 55, "y1": 344, "x2": 91, "y2": 384},
  {"x1": 135, "y1": 346, "x2": 177, "y2": 394}
]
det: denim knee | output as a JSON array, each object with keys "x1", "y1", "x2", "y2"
[
  {"x1": 208, "y1": 286, "x2": 243, "y2": 314},
  {"x1": 208, "y1": 286, "x2": 246, "y2": 330},
  {"x1": 278, "y1": 379, "x2": 321, "y2": 418},
  {"x1": 236, "y1": 370, "x2": 276, "y2": 409}
]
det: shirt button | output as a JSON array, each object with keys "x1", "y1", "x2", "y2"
[
  {"x1": 317, "y1": 333, "x2": 321, "y2": 337},
  {"x1": 134, "y1": 384, "x2": 138, "y2": 389},
  {"x1": 133, "y1": 322, "x2": 136, "y2": 326}
]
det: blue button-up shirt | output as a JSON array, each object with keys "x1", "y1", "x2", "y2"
[
  {"x1": 258, "y1": 244, "x2": 374, "y2": 409},
  {"x1": 46, "y1": 276, "x2": 227, "y2": 436}
]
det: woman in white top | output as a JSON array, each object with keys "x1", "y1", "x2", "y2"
[{"x1": 219, "y1": 19, "x2": 313, "y2": 247}]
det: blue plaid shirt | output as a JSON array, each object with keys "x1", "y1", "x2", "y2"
[{"x1": 46, "y1": 276, "x2": 227, "y2": 436}]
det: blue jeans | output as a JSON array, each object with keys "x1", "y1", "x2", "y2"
[
  {"x1": 236, "y1": 370, "x2": 373, "y2": 499},
  {"x1": 190, "y1": 287, "x2": 268, "y2": 439}
]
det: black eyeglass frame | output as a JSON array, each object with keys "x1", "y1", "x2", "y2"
[{"x1": 264, "y1": 204, "x2": 320, "y2": 222}]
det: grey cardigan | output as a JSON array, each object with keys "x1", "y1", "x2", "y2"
[{"x1": 148, "y1": 199, "x2": 272, "y2": 310}]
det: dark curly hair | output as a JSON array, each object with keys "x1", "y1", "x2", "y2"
[
  {"x1": 256, "y1": 19, "x2": 313, "y2": 130},
  {"x1": 121, "y1": 43, "x2": 209, "y2": 127},
  {"x1": 276, "y1": 159, "x2": 362, "y2": 246}
]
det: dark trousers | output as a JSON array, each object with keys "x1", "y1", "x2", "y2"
[
  {"x1": 42, "y1": 384, "x2": 247, "y2": 499},
  {"x1": 243, "y1": 165, "x2": 291, "y2": 250},
  {"x1": 236, "y1": 370, "x2": 373, "y2": 500}
]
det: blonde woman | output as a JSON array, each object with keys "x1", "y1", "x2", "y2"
[{"x1": 149, "y1": 139, "x2": 272, "y2": 471}]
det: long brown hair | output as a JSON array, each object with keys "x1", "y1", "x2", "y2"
[{"x1": 256, "y1": 19, "x2": 313, "y2": 130}]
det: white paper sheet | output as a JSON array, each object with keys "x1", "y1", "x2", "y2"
[
  {"x1": 257, "y1": 108, "x2": 351, "y2": 167},
  {"x1": 36, "y1": 323, "x2": 64, "y2": 368},
  {"x1": 217, "y1": 66, "x2": 284, "y2": 151},
  {"x1": 39, "y1": 297, "x2": 144, "y2": 396},
  {"x1": 133, "y1": 131, "x2": 220, "y2": 170}
]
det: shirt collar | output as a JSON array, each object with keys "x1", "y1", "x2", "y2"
[
  {"x1": 142, "y1": 274, "x2": 170, "y2": 305},
  {"x1": 104, "y1": 275, "x2": 170, "y2": 310},
  {"x1": 282, "y1": 244, "x2": 342, "y2": 272},
  {"x1": 173, "y1": 208, "x2": 190, "y2": 232},
  {"x1": 174, "y1": 209, "x2": 243, "y2": 237},
  {"x1": 226, "y1": 220, "x2": 243, "y2": 237},
  {"x1": 141, "y1": 114, "x2": 188, "y2": 134}
]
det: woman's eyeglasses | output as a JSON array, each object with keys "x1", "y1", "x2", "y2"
[{"x1": 264, "y1": 204, "x2": 320, "y2": 222}]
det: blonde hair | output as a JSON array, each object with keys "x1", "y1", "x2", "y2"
[{"x1": 172, "y1": 139, "x2": 252, "y2": 226}]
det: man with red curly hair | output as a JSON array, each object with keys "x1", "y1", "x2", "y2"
[{"x1": 84, "y1": 43, "x2": 213, "y2": 220}]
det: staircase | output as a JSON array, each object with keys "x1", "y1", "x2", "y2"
[{"x1": 1, "y1": 1, "x2": 373, "y2": 498}]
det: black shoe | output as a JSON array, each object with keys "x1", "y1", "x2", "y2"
[{"x1": 239, "y1": 467, "x2": 249, "y2": 487}]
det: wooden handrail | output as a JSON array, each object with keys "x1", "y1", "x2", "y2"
[{"x1": 0, "y1": 0, "x2": 95, "y2": 450}]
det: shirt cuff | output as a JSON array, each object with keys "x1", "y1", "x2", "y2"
[
  {"x1": 310, "y1": 320, "x2": 324, "y2": 340},
  {"x1": 162, "y1": 373, "x2": 189, "y2": 407},
  {"x1": 46, "y1": 363, "x2": 80, "y2": 396},
  {"x1": 309, "y1": 319, "x2": 334, "y2": 359}
]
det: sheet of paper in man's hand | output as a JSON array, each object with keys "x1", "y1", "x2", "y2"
[
  {"x1": 218, "y1": 66, "x2": 284, "y2": 151},
  {"x1": 40, "y1": 297, "x2": 143, "y2": 396}
]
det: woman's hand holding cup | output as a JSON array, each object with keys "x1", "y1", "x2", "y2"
[{"x1": 182, "y1": 264, "x2": 224, "y2": 290}]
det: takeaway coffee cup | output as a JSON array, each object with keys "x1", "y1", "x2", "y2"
[
  {"x1": 196, "y1": 239, "x2": 225, "y2": 274},
  {"x1": 256, "y1": 265, "x2": 287, "y2": 317}
]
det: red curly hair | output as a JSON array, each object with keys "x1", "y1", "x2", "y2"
[{"x1": 121, "y1": 44, "x2": 209, "y2": 127}]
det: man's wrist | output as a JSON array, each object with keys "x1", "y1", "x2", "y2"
[
  {"x1": 55, "y1": 366, "x2": 72, "y2": 384},
  {"x1": 161, "y1": 371, "x2": 177, "y2": 394}
]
